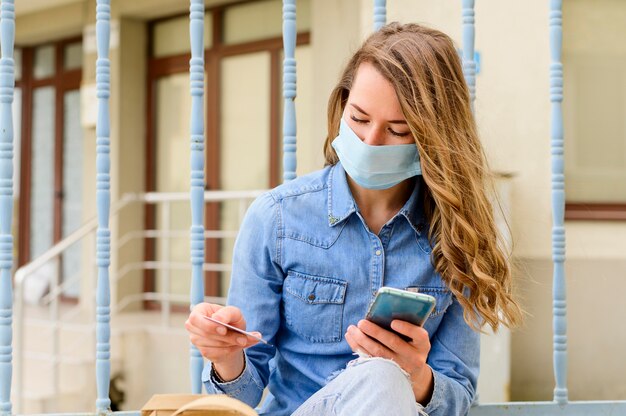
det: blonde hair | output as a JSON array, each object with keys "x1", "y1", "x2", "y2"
[{"x1": 324, "y1": 22, "x2": 523, "y2": 331}]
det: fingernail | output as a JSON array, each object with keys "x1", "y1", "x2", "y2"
[
  {"x1": 216, "y1": 326, "x2": 227, "y2": 335},
  {"x1": 237, "y1": 337, "x2": 247, "y2": 346}
]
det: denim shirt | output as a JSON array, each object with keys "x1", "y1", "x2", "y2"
[{"x1": 203, "y1": 163, "x2": 480, "y2": 416}]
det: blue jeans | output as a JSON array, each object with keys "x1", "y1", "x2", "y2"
[{"x1": 291, "y1": 357, "x2": 428, "y2": 415}]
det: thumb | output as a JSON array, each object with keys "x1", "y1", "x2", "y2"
[{"x1": 211, "y1": 306, "x2": 246, "y2": 329}]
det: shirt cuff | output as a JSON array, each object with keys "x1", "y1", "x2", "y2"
[{"x1": 202, "y1": 353, "x2": 259, "y2": 399}]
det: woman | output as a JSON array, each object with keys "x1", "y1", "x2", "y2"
[{"x1": 185, "y1": 22, "x2": 522, "y2": 416}]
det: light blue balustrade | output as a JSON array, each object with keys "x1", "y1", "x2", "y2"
[
  {"x1": 282, "y1": 0, "x2": 297, "y2": 182},
  {"x1": 95, "y1": 0, "x2": 112, "y2": 413},
  {"x1": 549, "y1": 0, "x2": 568, "y2": 406},
  {"x1": 0, "y1": 1, "x2": 14, "y2": 415},
  {"x1": 461, "y1": 0, "x2": 476, "y2": 107},
  {"x1": 189, "y1": 0, "x2": 206, "y2": 394},
  {"x1": 373, "y1": 0, "x2": 386, "y2": 31}
]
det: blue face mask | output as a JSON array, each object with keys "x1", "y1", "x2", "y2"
[{"x1": 331, "y1": 118, "x2": 422, "y2": 190}]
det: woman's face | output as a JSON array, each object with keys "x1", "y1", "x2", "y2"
[{"x1": 343, "y1": 62, "x2": 415, "y2": 146}]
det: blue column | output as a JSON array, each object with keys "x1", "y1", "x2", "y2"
[
  {"x1": 282, "y1": 0, "x2": 297, "y2": 182},
  {"x1": 373, "y1": 0, "x2": 386, "y2": 31},
  {"x1": 0, "y1": 1, "x2": 14, "y2": 415},
  {"x1": 95, "y1": 0, "x2": 112, "y2": 413},
  {"x1": 189, "y1": 0, "x2": 206, "y2": 394},
  {"x1": 549, "y1": 0, "x2": 568, "y2": 406},
  {"x1": 461, "y1": 0, "x2": 476, "y2": 108}
]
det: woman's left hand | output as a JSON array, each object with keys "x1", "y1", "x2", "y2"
[{"x1": 345, "y1": 319, "x2": 434, "y2": 405}]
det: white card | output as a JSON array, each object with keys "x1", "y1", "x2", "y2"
[{"x1": 203, "y1": 315, "x2": 272, "y2": 346}]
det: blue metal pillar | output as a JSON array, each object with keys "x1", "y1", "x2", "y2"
[
  {"x1": 549, "y1": 0, "x2": 568, "y2": 406},
  {"x1": 95, "y1": 0, "x2": 112, "y2": 413},
  {"x1": 282, "y1": 0, "x2": 297, "y2": 182},
  {"x1": 461, "y1": 0, "x2": 476, "y2": 108},
  {"x1": 373, "y1": 0, "x2": 386, "y2": 31},
  {"x1": 0, "y1": 1, "x2": 14, "y2": 414},
  {"x1": 189, "y1": 0, "x2": 206, "y2": 394}
]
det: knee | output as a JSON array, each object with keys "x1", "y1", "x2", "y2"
[
  {"x1": 345, "y1": 357, "x2": 413, "y2": 392},
  {"x1": 326, "y1": 357, "x2": 417, "y2": 414}
]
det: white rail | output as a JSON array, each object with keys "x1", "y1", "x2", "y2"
[{"x1": 13, "y1": 190, "x2": 263, "y2": 413}]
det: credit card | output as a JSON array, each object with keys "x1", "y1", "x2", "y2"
[{"x1": 203, "y1": 315, "x2": 272, "y2": 346}]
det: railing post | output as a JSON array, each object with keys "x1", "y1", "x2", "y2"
[
  {"x1": 0, "y1": 1, "x2": 14, "y2": 414},
  {"x1": 95, "y1": 0, "x2": 112, "y2": 413},
  {"x1": 461, "y1": 0, "x2": 476, "y2": 108},
  {"x1": 13, "y1": 281, "x2": 21, "y2": 414},
  {"x1": 373, "y1": 0, "x2": 386, "y2": 31},
  {"x1": 162, "y1": 201, "x2": 171, "y2": 327},
  {"x1": 51, "y1": 258, "x2": 60, "y2": 404},
  {"x1": 282, "y1": 0, "x2": 297, "y2": 182},
  {"x1": 549, "y1": 0, "x2": 568, "y2": 406},
  {"x1": 189, "y1": 0, "x2": 206, "y2": 394}
]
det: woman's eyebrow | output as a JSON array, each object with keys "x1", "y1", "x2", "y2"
[{"x1": 350, "y1": 103, "x2": 407, "y2": 124}]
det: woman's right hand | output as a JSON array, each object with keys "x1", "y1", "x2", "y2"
[{"x1": 185, "y1": 303, "x2": 261, "y2": 381}]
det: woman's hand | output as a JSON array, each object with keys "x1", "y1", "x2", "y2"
[
  {"x1": 185, "y1": 303, "x2": 261, "y2": 381},
  {"x1": 345, "y1": 319, "x2": 434, "y2": 405}
]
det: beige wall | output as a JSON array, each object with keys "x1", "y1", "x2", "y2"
[
  {"x1": 512, "y1": 258, "x2": 626, "y2": 400},
  {"x1": 16, "y1": 2, "x2": 85, "y2": 45},
  {"x1": 307, "y1": 0, "x2": 363, "y2": 172}
]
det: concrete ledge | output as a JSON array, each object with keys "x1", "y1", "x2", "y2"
[{"x1": 470, "y1": 401, "x2": 626, "y2": 415}]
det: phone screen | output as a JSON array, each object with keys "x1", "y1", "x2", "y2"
[{"x1": 365, "y1": 287, "x2": 436, "y2": 340}]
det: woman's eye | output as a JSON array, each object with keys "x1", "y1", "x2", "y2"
[
  {"x1": 350, "y1": 115, "x2": 367, "y2": 124},
  {"x1": 389, "y1": 129, "x2": 410, "y2": 137}
]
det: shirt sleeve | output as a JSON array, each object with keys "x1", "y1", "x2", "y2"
[
  {"x1": 201, "y1": 192, "x2": 284, "y2": 408},
  {"x1": 423, "y1": 296, "x2": 480, "y2": 416}
]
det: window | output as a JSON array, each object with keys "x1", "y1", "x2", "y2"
[
  {"x1": 563, "y1": 0, "x2": 626, "y2": 220},
  {"x1": 18, "y1": 38, "x2": 83, "y2": 297}
]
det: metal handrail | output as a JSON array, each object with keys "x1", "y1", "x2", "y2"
[
  {"x1": 14, "y1": 193, "x2": 138, "y2": 414},
  {"x1": 13, "y1": 190, "x2": 264, "y2": 413}
]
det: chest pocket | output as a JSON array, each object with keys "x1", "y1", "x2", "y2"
[
  {"x1": 284, "y1": 271, "x2": 347, "y2": 343},
  {"x1": 405, "y1": 286, "x2": 454, "y2": 335}
]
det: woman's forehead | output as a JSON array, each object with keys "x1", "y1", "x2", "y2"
[{"x1": 348, "y1": 63, "x2": 405, "y2": 120}]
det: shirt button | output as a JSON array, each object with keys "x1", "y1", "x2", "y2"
[
  {"x1": 375, "y1": 249, "x2": 382, "y2": 256},
  {"x1": 308, "y1": 293, "x2": 316, "y2": 301}
]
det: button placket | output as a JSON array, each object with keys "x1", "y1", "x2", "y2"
[{"x1": 370, "y1": 234, "x2": 384, "y2": 296}]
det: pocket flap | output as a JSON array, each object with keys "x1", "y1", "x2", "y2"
[
  {"x1": 405, "y1": 286, "x2": 453, "y2": 318},
  {"x1": 285, "y1": 271, "x2": 347, "y2": 304}
]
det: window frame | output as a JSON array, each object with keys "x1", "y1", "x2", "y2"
[
  {"x1": 565, "y1": 203, "x2": 626, "y2": 221},
  {"x1": 17, "y1": 36, "x2": 83, "y2": 268}
]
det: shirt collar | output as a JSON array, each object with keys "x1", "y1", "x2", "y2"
[
  {"x1": 327, "y1": 163, "x2": 357, "y2": 227},
  {"x1": 327, "y1": 163, "x2": 425, "y2": 234},
  {"x1": 398, "y1": 177, "x2": 426, "y2": 236}
]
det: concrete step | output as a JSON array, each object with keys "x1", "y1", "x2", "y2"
[{"x1": 16, "y1": 308, "x2": 190, "y2": 412}]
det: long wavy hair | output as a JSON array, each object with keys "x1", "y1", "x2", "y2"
[{"x1": 323, "y1": 22, "x2": 523, "y2": 331}]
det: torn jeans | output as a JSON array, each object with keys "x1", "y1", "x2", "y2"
[{"x1": 291, "y1": 356, "x2": 429, "y2": 416}]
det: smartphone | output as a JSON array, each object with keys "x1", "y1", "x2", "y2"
[{"x1": 365, "y1": 287, "x2": 436, "y2": 341}]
